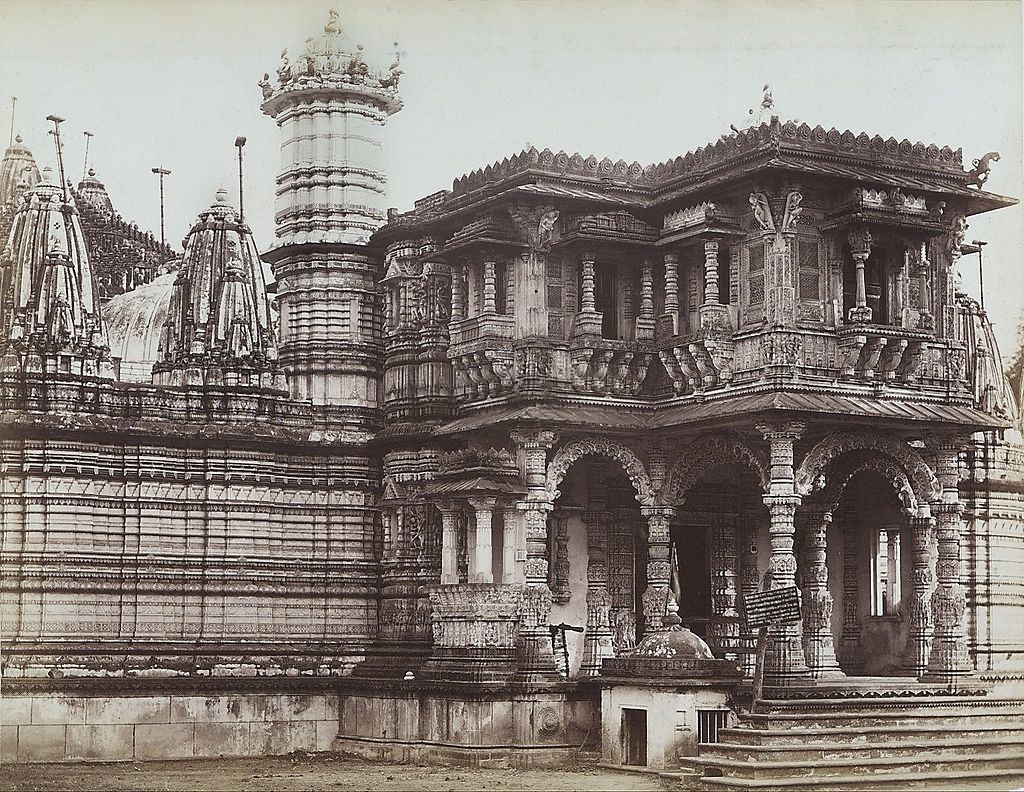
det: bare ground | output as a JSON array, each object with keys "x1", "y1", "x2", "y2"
[{"x1": 3, "y1": 753, "x2": 671, "y2": 792}]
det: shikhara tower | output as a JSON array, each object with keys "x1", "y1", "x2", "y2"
[{"x1": 260, "y1": 10, "x2": 402, "y2": 406}]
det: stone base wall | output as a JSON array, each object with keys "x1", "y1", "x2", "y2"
[
  {"x1": 332, "y1": 683, "x2": 599, "y2": 768},
  {"x1": 1, "y1": 683, "x2": 338, "y2": 764}
]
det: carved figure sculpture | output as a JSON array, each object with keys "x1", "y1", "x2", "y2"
[
  {"x1": 277, "y1": 50, "x2": 291, "y2": 84},
  {"x1": 782, "y1": 191, "x2": 803, "y2": 231},
  {"x1": 259, "y1": 73, "x2": 273, "y2": 99},
  {"x1": 324, "y1": 8, "x2": 342, "y2": 35},
  {"x1": 749, "y1": 192, "x2": 774, "y2": 232},
  {"x1": 965, "y1": 152, "x2": 1000, "y2": 187}
]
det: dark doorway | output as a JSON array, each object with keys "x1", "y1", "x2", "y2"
[
  {"x1": 621, "y1": 708, "x2": 648, "y2": 766},
  {"x1": 674, "y1": 524, "x2": 712, "y2": 637}
]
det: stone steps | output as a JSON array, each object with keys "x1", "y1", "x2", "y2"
[
  {"x1": 700, "y1": 733, "x2": 1024, "y2": 763},
  {"x1": 718, "y1": 721, "x2": 1022, "y2": 746},
  {"x1": 680, "y1": 693, "x2": 1024, "y2": 790}
]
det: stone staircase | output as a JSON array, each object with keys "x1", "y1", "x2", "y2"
[{"x1": 671, "y1": 689, "x2": 1024, "y2": 791}]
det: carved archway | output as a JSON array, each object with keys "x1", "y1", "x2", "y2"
[
  {"x1": 661, "y1": 433, "x2": 770, "y2": 505},
  {"x1": 808, "y1": 454, "x2": 918, "y2": 514},
  {"x1": 545, "y1": 437, "x2": 654, "y2": 506},
  {"x1": 795, "y1": 432, "x2": 940, "y2": 503}
]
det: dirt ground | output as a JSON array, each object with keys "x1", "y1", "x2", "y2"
[{"x1": 3, "y1": 753, "x2": 671, "y2": 792}]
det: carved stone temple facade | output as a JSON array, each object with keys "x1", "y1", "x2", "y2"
[{"x1": 2, "y1": 12, "x2": 1023, "y2": 772}]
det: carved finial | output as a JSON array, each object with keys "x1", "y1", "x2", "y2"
[
  {"x1": 324, "y1": 8, "x2": 342, "y2": 35},
  {"x1": 761, "y1": 83, "x2": 773, "y2": 110},
  {"x1": 215, "y1": 186, "x2": 229, "y2": 204}
]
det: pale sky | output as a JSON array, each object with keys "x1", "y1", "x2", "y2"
[{"x1": 2, "y1": 0, "x2": 1022, "y2": 351}]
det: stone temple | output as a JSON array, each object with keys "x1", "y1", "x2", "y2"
[{"x1": 2, "y1": 11, "x2": 1023, "y2": 788}]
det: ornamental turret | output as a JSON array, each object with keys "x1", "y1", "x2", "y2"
[
  {"x1": 153, "y1": 188, "x2": 285, "y2": 391},
  {"x1": 0, "y1": 135, "x2": 42, "y2": 241},
  {"x1": 259, "y1": 9, "x2": 400, "y2": 407},
  {"x1": 0, "y1": 167, "x2": 113, "y2": 377}
]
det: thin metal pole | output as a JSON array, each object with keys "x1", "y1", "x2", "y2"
[
  {"x1": 234, "y1": 136, "x2": 246, "y2": 223},
  {"x1": 973, "y1": 239, "x2": 988, "y2": 310},
  {"x1": 152, "y1": 167, "x2": 171, "y2": 271},
  {"x1": 82, "y1": 131, "x2": 93, "y2": 179},
  {"x1": 8, "y1": 97, "x2": 15, "y2": 147},
  {"x1": 46, "y1": 114, "x2": 68, "y2": 203}
]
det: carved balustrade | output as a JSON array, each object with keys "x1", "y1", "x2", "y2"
[
  {"x1": 657, "y1": 332, "x2": 734, "y2": 394},
  {"x1": 448, "y1": 314, "x2": 515, "y2": 399},
  {"x1": 569, "y1": 338, "x2": 654, "y2": 395}
]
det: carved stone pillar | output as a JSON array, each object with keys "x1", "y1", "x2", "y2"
[
  {"x1": 502, "y1": 504, "x2": 521, "y2": 584},
  {"x1": 797, "y1": 509, "x2": 843, "y2": 677},
  {"x1": 902, "y1": 505, "x2": 934, "y2": 676},
  {"x1": 738, "y1": 517, "x2": 760, "y2": 677},
  {"x1": 549, "y1": 510, "x2": 571, "y2": 603},
  {"x1": 468, "y1": 497, "x2": 496, "y2": 583},
  {"x1": 757, "y1": 422, "x2": 810, "y2": 686},
  {"x1": 510, "y1": 429, "x2": 560, "y2": 680},
  {"x1": 663, "y1": 252, "x2": 679, "y2": 332},
  {"x1": 838, "y1": 504, "x2": 864, "y2": 672},
  {"x1": 636, "y1": 259, "x2": 655, "y2": 341},
  {"x1": 580, "y1": 252, "x2": 597, "y2": 312},
  {"x1": 847, "y1": 226, "x2": 873, "y2": 324},
  {"x1": 437, "y1": 500, "x2": 462, "y2": 584},
  {"x1": 914, "y1": 242, "x2": 934, "y2": 331},
  {"x1": 703, "y1": 239, "x2": 720, "y2": 305},
  {"x1": 580, "y1": 511, "x2": 614, "y2": 676},
  {"x1": 926, "y1": 438, "x2": 971, "y2": 682},
  {"x1": 707, "y1": 514, "x2": 739, "y2": 660},
  {"x1": 482, "y1": 259, "x2": 497, "y2": 315},
  {"x1": 450, "y1": 264, "x2": 466, "y2": 324},
  {"x1": 641, "y1": 506, "x2": 674, "y2": 638}
]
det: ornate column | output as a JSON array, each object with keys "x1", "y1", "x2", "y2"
[
  {"x1": 640, "y1": 506, "x2": 674, "y2": 637},
  {"x1": 450, "y1": 264, "x2": 465, "y2": 324},
  {"x1": 847, "y1": 226, "x2": 873, "y2": 323},
  {"x1": 437, "y1": 500, "x2": 462, "y2": 584},
  {"x1": 502, "y1": 504, "x2": 521, "y2": 584},
  {"x1": 703, "y1": 239, "x2": 720, "y2": 305},
  {"x1": 580, "y1": 252, "x2": 597, "y2": 312},
  {"x1": 707, "y1": 514, "x2": 740, "y2": 660},
  {"x1": 580, "y1": 511, "x2": 614, "y2": 676},
  {"x1": 482, "y1": 259, "x2": 497, "y2": 315},
  {"x1": 636, "y1": 259, "x2": 655, "y2": 341},
  {"x1": 757, "y1": 422, "x2": 810, "y2": 686},
  {"x1": 902, "y1": 504, "x2": 934, "y2": 676},
  {"x1": 796, "y1": 509, "x2": 843, "y2": 677},
  {"x1": 926, "y1": 438, "x2": 972, "y2": 682},
  {"x1": 913, "y1": 242, "x2": 934, "y2": 331},
  {"x1": 468, "y1": 497, "x2": 496, "y2": 583},
  {"x1": 511, "y1": 429, "x2": 560, "y2": 680},
  {"x1": 838, "y1": 504, "x2": 864, "y2": 672},
  {"x1": 738, "y1": 516, "x2": 760, "y2": 677},
  {"x1": 663, "y1": 252, "x2": 679, "y2": 333}
]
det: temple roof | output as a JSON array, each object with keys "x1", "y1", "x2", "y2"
[
  {"x1": 376, "y1": 117, "x2": 1013, "y2": 234},
  {"x1": 0, "y1": 135, "x2": 41, "y2": 210}
]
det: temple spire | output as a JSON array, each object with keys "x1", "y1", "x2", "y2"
[{"x1": 153, "y1": 187, "x2": 284, "y2": 391}]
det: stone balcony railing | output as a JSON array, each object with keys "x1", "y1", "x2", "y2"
[
  {"x1": 568, "y1": 339, "x2": 654, "y2": 395},
  {"x1": 449, "y1": 314, "x2": 515, "y2": 400},
  {"x1": 657, "y1": 333, "x2": 734, "y2": 395}
]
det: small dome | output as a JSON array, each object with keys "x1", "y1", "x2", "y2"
[
  {"x1": 103, "y1": 272, "x2": 175, "y2": 382},
  {"x1": 633, "y1": 626, "x2": 715, "y2": 660}
]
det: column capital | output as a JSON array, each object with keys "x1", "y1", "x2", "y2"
[
  {"x1": 663, "y1": 251, "x2": 679, "y2": 264},
  {"x1": 467, "y1": 496, "x2": 498, "y2": 512},
  {"x1": 510, "y1": 428, "x2": 558, "y2": 450},
  {"x1": 436, "y1": 499, "x2": 463, "y2": 514},
  {"x1": 517, "y1": 499, "x2": 554, "y2": 514},
  {"x1": 756, "y1": 421, "x2": 806, "y2": 442},
  {"x1": 640, "y1": 505, "x2": 676, "y2": 519},
  {"x1": 763, "y1": 494, "x2": 802, "y2": 512},
  {"x1": 847, "y1": 225, "x2": 873, "y2": 258}
]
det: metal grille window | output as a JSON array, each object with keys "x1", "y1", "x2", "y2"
[
  {"x1": 798, "y1": 240, "x2": 821, "y2": 301},
  {"x1": 697, "y1": 709, "x2": 730, "y2": 744},
  {"x1": 747, "y1": 242, "x2": 765, "y2": 306}
]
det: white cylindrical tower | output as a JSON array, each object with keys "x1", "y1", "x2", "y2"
[{"x1": 260, "y1": 10, "x2": 402, "y2": 407}]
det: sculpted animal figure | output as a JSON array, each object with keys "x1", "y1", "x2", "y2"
[{"x1": 966, "y1": 151, "x2": 1000, "y2": 187}]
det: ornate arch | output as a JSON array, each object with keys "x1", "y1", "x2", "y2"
[
  {"x1": 545, "y1": 437, "x2": 654, "y2": 506},
  {"x1": 795, "y1": 432, "x2": 940, "y2": 503},
  {"x1": 809, "y1": 454, "x2": 918, "y2": 514},
  {"x1": 661, "y1": 433, "x2": 770, "y2": 505}
]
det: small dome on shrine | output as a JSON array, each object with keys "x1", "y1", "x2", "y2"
[
  {"x1": 103, "y1": 271, "x2": 175, "y2": 382},
  {"x1": 633, "y1": 625, "x2": 715, "y2": 660}
]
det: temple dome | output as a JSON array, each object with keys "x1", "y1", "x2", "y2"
[
  {"x1": 76, "y1": 168, "x2": 114, "y2": 215},
  {"x1": 103, "y1": 271, "x2": 175, "y2": 382},
  {"x1": 633, "y1": 625, "x2": 716, "y2": 660}
]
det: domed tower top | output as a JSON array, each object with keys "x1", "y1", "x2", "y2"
[
  {"x1": 75, "y1": 168, "x2": 114, "y2": 215},
  {"x1": 259, "y1": 8, "x2": 403, "y2": 249},
  {"x1": 0, "y1": 135, "x2": 41, "y2": 218},
  {"x1": 260, "y1": 8, "x2": 403, "y2": 118}
]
